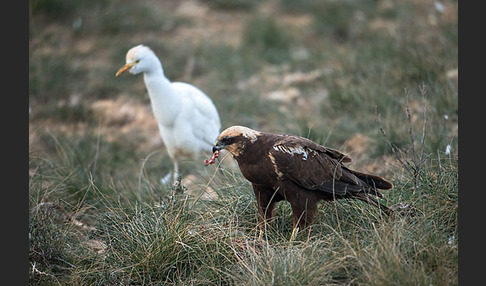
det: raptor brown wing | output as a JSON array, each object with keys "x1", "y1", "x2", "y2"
[
  {"x1": 274, "y1": 134, "x2": 352, "y2": 163},
  {"x1": 270, "y1": 135, "x2": 375, "y2": 196}
]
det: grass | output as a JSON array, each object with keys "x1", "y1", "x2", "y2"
[{"x1": 29, "y1": 0, "x2": 457, "y2": 285}]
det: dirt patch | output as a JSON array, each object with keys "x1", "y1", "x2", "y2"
[
  {"x1": 90, "y1": 97, "x2": 162, "y2": 149},
  {"x1": 172, "y1": 0, "x2": 246, "y2": 48},
  {"x1": 343, "y1": 133, "x2": 373, "y2": 159}
]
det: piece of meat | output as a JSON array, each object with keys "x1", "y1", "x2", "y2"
[{"x1": 203, "y1": 150, "x2": 220, "y2": 166}]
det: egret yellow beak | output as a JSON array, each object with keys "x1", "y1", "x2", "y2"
[{"x1": 115, "y1": 62, "x2": 136, "y2": 76}]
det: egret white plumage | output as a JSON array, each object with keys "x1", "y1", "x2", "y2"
[{"x1": 116, "y1": 44, "x2": 221, "y2": 184}]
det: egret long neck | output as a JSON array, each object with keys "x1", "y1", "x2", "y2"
[{"x1": 143, "y1": 69, "x2": 182, "y2": 127}]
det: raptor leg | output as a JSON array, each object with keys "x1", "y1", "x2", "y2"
[
  {"x1": 290, "y1": 198, "x2": 318, "y2": 232},
  {"x1": 252, "y1": 184, "x2": 280, "y2": 232}
]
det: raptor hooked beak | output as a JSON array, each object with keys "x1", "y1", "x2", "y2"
[
  {"x1": 212, "y1": 144, "x2": 222, "y2": 154},
  {"x1": 115, "y1": 62, "x2": 136, "y2": 76},
  {"x1": 212, "y1": 139, "x2": 229, "y2": 153}
]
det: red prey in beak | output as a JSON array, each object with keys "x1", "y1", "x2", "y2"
[{"x1": 203, "y1": 150, "x2": 220, "y2": 166}]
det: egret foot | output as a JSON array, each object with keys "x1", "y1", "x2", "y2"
[{"x1": 160, "y1": 172, "x2": 173, "y2": 185}]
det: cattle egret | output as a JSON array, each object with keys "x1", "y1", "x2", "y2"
[{"x1": 116, "y1": 45, "x2": 221, "y2": 184}]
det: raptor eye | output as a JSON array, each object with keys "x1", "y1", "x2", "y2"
[{"x1": 221, "y1": 136, "x2": 233, "y2": 145}]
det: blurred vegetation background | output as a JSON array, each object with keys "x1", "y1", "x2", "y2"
[{"x1": 29, "y1": 0, "x2": 457, "y2": 285}]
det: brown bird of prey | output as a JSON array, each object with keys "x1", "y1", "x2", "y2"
[{"x1": 204, "y1": 125, "x2": 394, "y2": 233}]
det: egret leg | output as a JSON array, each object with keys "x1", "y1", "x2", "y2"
[
  {"x1": 160, "y1": 160, "x2": 181, "y2": 186},
  {"x1": 172, "y1": 160, "x2": 180, "y2": 183}
]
